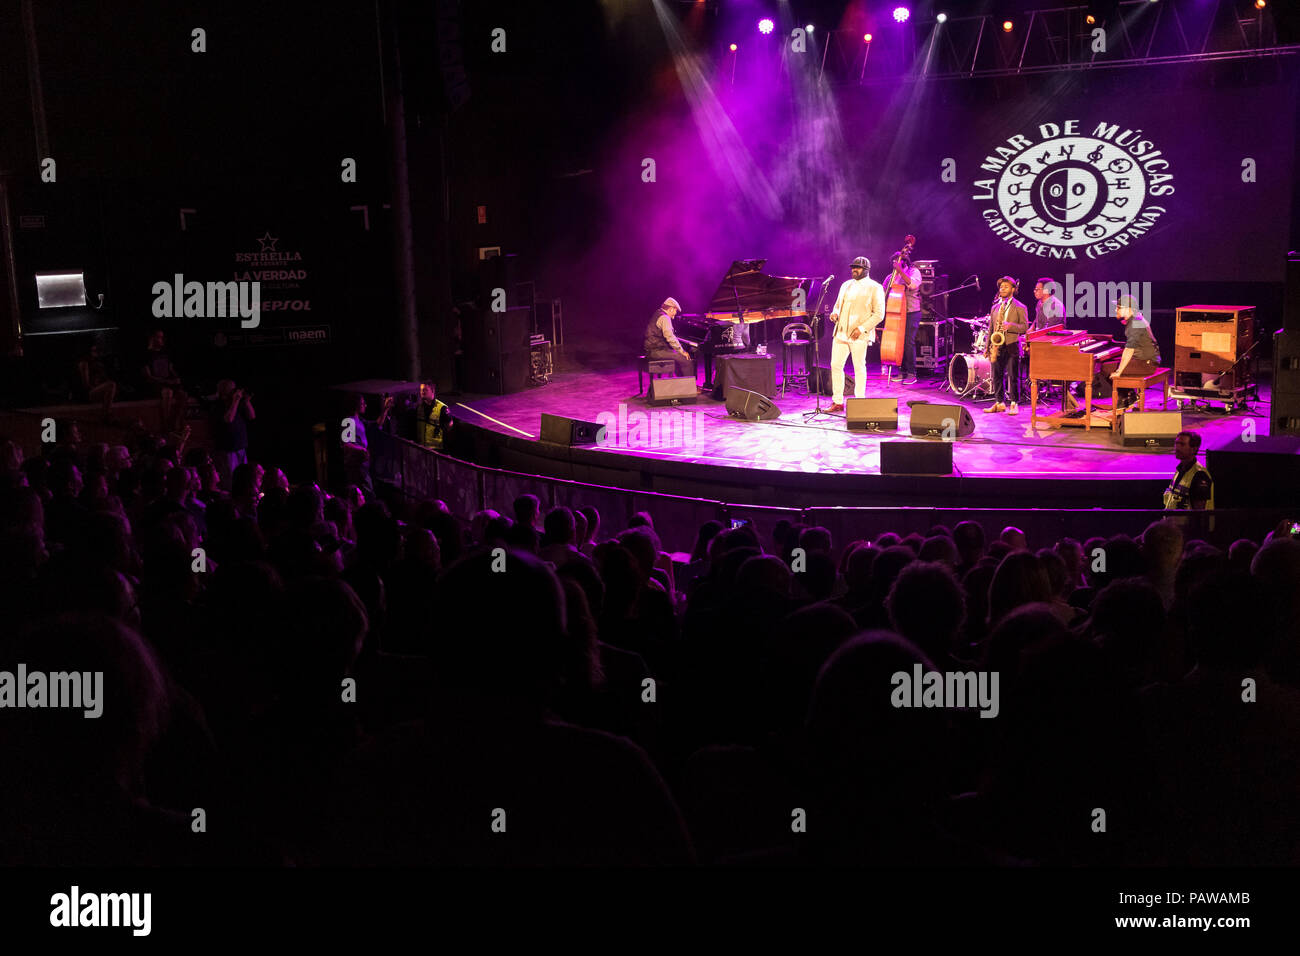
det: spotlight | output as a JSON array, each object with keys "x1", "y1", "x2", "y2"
[
  {"x1": 1002, "y1": 20, "x2": 1013, "y2": 32},
  {"x1": 758, "y1": 18, "x2": 774, "y2": 34},
  {"x1": 729, "y1": 43, "x2": 738, "y2": 52},
  {"x1": 1255, "y1": 0, "x2": 1266, "y2": 8},
  {"x1": 864, "y1": 33, "x2": 873, "y2": 42},
  {"x1": 937, "y1": 13, "x2": 947, "y2": 24},
  {"x1": 805, "y1": 24, "x2": 815, "y2": 33},
  {"x1": 892, "y1": 6, "x2": 910, "y2": 23},
  {"x1": 1086, "y1": 14, "x2": 1095, "y2": 24}
]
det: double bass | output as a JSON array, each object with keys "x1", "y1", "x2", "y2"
[{"x1": 879, "y1": 234, "x2": 916, "y2": 371}]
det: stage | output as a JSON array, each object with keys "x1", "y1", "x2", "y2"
[{"x1": 441, "y1": 360, "x2": 1271, "y2": 511}]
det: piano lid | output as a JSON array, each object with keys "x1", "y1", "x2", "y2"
[{"x1": 704, "y1": 259, "x2": 813, "y2": 322}]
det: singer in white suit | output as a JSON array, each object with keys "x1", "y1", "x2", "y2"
[{"x1": 827, "y1": 255, "x2": 885, "y2": 411}]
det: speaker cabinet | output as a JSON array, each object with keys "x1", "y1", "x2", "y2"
[
  {"x1": 880, "y1": 439, "x2": 954, "y2": 476},
  {"x1": 1272, "y1": 329, "x2": 1300, "y2": 435},
  {"x1": 725, "y1": 386, "x2": 780, "y2": 421},
  {"x1": 540, "y1": 413, "x2": 607, "y2": 446},
  {"x1": 648, "y1": 376, "x2": 698, "y2": 406},
  {"x1": 1285, "y1": 251, "x2": 1299, "y2": 332},
  {"x1": 812, "y1": 367, "x2": 853, "y2": 397},
  {"x1": 1120, "y1": 410, "x2": 1182, "y2": 447},
  {"x1": 1272, "y1": 392, "x2": 1300, "y2": 437},
  {"x1": 463, "y1": 306, "x2": 532, "y2": 394},
  {"x1": 845, "y1": 398, "x2": 898, "y2": 431},
  {"x1": 908, "y1": 402, "x2": 975, "y2": 438}
]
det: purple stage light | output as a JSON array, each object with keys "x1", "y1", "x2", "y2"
[
  {"x1": 893, "y1": 6, "x2": 910, "y2": 23},
  {"x1": 758, "y1": 18, "x2": 774, "y2": 35}
]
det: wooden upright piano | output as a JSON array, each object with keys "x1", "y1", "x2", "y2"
[{"x1": 1026, "y1": 324, "x2": 1125, "y2": 431}]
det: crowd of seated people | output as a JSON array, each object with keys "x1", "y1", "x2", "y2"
[{"x1": 3, "y1": 440, "x2": 1299, "y2": 866}]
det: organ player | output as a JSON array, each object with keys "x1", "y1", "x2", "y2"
[{"x1": 1110, "y1": 293, "x2": 1162, "y2": 411}]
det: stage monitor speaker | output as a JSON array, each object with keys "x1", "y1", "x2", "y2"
[
  {"x1": 908, "y1": 402, "x2": 975, "y2": 438},
  {"x1": 880, "y1": 439, "x2": 954, "y2": 476},
  {"x1": 1120, "y1": 410, "x2": 1182, "y2": 447},
  {"x1": 1206, "y1": 435, "x2": 1300, "y2": 508},
  {"x1": 812, "y1": 367, "x2": 853, "y2": 397},
  {"x1": 540, "y1": 413, "x2": 606, "y2": 446},
  {"x1": 725, "y1": 386, "x2": 780, "y2": 421},
  {"x1": 648, "y1": 376, "x2": 698, "y2": 406},
  {"x1": 845, "y1": 398, "x2": 898, "y2": 431}
]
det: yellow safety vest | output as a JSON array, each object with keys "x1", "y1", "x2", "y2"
[{"x1": 1163, "y1": 462, "x2": 1214, "y2": 511}]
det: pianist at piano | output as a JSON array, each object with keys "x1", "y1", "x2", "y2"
[
  {"x1": 643, "y1": 296, "x2": 697, "y2": 381},
  {"x1": 672, "y1": 260, "x2": 814, "y2": 391}
]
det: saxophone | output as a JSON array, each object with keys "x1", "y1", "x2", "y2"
[{"x1": 986, "y1": 298, "x2": 1006, "y2": 365}]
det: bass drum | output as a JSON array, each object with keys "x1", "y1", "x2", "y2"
[{"x1": 948, "y1": 352, "x2": 992, "y2": 396}]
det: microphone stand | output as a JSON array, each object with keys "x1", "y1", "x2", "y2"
[{"x1": 803, "y1": 276, "x2": 838, "y2": 422}]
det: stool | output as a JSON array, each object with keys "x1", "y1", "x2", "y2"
[
  {"x1": 780, "y1": 322, "x2": 813, "y2": 397},
  {"x1": 637, "y1": 354, "x2": 677, "y2": 395},
  {"x1": 1110, "y1": 367, "x2": 1172, "y2": 431}
]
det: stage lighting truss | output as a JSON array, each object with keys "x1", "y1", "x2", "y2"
[{"x1": 804, "y1": 0, "x2": 1292, "y2": 84}]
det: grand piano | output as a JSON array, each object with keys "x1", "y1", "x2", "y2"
[
  {"x1": 1026, "y1": 324, "x2": 1125, "y2": 431},
  {"x1": 675, "y1": 259, "x2": 816, "y2": 388}
]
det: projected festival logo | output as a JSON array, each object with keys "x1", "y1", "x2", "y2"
[{"x1": 971, "y1": 121, "x2": 1174, "y2": 260}]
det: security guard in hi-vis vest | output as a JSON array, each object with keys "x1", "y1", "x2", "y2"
[
  {"x1": 1164, "y1": 430, "x2": 1214, "y2": 511},
  {"x1": 413, "y1": 381, "x2": 452, "y2": 450}
]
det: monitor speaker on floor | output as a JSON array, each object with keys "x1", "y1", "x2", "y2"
[
  {"x1": 725, "y1": 386, "x2": 780, "y2": 421},
  {"x1": 908, "y1": 402, "x2": 975, "y2": 438},
  {"x1": 540, "y1": 413, "x2": 607, "y2": 446},
  {"x1": 845, "y1": 398, "x2": 898, "y2": 431},
  {"x1": 648, "y1": 376, "x2": 698, "y2": 406},
  {"x1": 1120, "y1": 410, "x2": 1182, "y2": 447},
  {"x1": 880, "y1": 439, "x2": 954, "y2": 476}
]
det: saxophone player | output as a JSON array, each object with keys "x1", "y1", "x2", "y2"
[{"x1": 983, "y1": 276, "x2": 1029, "y2": 415}]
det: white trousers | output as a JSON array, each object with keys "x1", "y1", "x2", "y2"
[{"x1": 830, "y1": 337, "x2": 868, "y2": 404}]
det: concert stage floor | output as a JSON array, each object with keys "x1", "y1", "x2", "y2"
[{"x1": 446, "y1": 363, "x2": 1270, "y2": 509}]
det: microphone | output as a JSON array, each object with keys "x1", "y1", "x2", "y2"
[
  {"x1": 974, "y1": 276, "x2": 980, "y2": 291},
  {"x1": 824, "y1": 274, "x2": 835, "y2": 285}
]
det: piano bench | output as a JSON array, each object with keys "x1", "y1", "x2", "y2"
[
  {"x1": 638, "y1": 355, "x2": 679, "y2": 395},
  {"x1": 1110, "y1": 367, "x2": 1172, "y2": 429}
]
